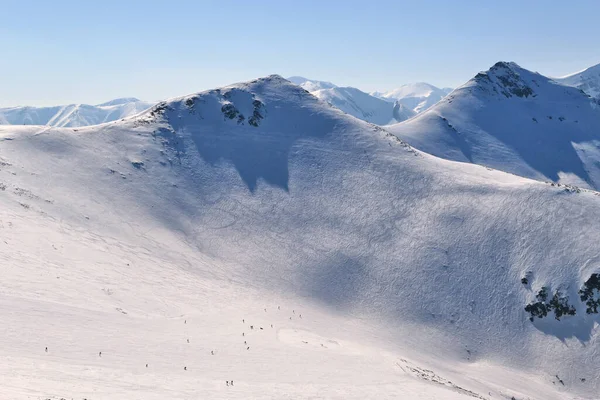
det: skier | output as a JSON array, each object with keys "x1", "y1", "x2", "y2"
[
  {"x1": 242, "y1": 332, "x2": 245, "y2": 336},
  {"x1": 226, "y1": 381, "x2": 229, "y2": 386},
  {"x1": 247, "y1": 346, "x2": 250, "y2": 350},
  {"x1": 187, "y1": 339, "x2": 190, "y2": 343},
  {"x1": 45, "y1": 347, "x2": 48, "y2": 353},
  {"x1": 185, "y1": 320, "x2": 187, "y2": 324},
  {"x1": 231, "y1": 380, "x2": 234, "y2": 386},
  {"x1": 146, "y1": 364, "x2": 148, "y2": 368},
  {"x1": 211, "y1": 350, "x2": 214, "y2": 355},
  {"x1": 242, "y1": 319, "x2": 245, "y2": 323},
  {"x1": 99, "y1": 351, "x2": 102, "y2": 357},
  {"x1": 184, "y1": 366, "x2": 187, "y2": 371}
]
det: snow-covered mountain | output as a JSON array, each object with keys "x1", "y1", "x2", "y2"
[
  {"x1": 312, "y1": 86, "x2": 415, "y2": 125},
  {"x1": 555, "y1": 63, "x2": 600, "y2": 99},
  {"x1": 373, "y1": 82, "x2": 453, "y2": 113},
  {"x1": 286, "y1": 76, "x2": 337, "y2": 92},
  {"x1": 388, "y1": 61, "x2": 600, "y2": 190},
  {"x1": 287, "y1": 77, "x2": 448, "y2": 124},
  {"x1": 0, "y1": 98, "x2": 155, "y2": 127},
  {"x1": 1, "y1": 75, "x2": 599, "y2": 399}
]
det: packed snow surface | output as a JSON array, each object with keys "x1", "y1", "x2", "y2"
[{"x1": 1, "y1": 75, "x2": 599, "y2": 399}]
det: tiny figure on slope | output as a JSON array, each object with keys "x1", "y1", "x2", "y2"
[
  {"x1": 187, "y1": 339, "x2": 190, "y2": 343},
  {"x1": 246, "y1": 346, "x2": 250, "y2": 350},
  {"x1": 211, "y1": 350, "x2": 214, "y2": 355},
  {"x1": 45, "y1": 347, "x2": 48, "y2": 353},
  {"x1": 231, "y1": 380, "x2": 234, "y2": 386},
  {"x1": 184, "y1": 366, "x2": 187, "y2": 371},
  {"x1": 226, "y1": 380, "x2": 229, "y2": 386},
  {"x1": 146, "y1": 363, "x2": 148, "y2": 368},
  {"x1": 99, "y1": 351, "x2": 102, "y2": 357},
  {"x1": 242, "y1": 319, "x2": 245, "y2": 323}
]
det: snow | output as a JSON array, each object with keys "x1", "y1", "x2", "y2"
[
  {"x1": 373, "y1": 82, "x2": 452, "y2": 113},
  {"x1": 0, "y1": 98, "x2": 155, "y2": 127},
  {"x1": 312, "y1": 86, "x2": 415, "y2": 125},
  {"x1": 286, "y1": 76, "x2": 337, "y2": 92},
  {"x1": 555, "y1": 63, "x2": 600, "y2": 99},
  {"x1": 288, "y1": 77, "x2": 446, "y2": 124},
  {"x1": 0, "y1": 74, "x2": 599, "y2": 399},
  {"x1": 388, "y1": 61, "x2": 600, "y2": 190}
]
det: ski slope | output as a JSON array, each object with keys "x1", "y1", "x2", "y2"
[
  {"x1": 1, "y1": 75, "x2": 599, "y2": 399},
  {"x1": 388, "y1": 62, "x2": 600, "y2": 190},
  {"x1": 0, "y1": 98, "x2": 154, "y2": 127}
]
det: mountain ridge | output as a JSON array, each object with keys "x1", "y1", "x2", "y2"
[
  {"x1": 0, "y1": 98, "x2": 155, "y2": 127},
  {"x1": 388, "y1": 61, "x2": 600, "y2": 190}
]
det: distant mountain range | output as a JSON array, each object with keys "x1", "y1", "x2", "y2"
[
  {"x1": 288, "y1": 77, "x2": 453, "y2": 125},
  {"x1": 0, "y1": 98, "x2": 154, "y2": 127}
]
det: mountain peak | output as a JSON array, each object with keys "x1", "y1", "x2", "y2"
[{"x1": 470, "y1": 61, "x2": 537, "y2": 98}]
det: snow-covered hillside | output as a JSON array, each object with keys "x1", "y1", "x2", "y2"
[
  {"x1": 373, "y1": 82, "x2": 453, "y2": 113},
  {"x1": 312, "y1": 86, "x2": 415, "y2": 125},
  {"x1": 0, "y1": 98, "x2": 154, "y2": 127},
  {"x1": 388, "y1": 62, "x2": 600, "y2": 190},
  {"x1": 1, "y1": 75, "x2": 600, "y2": 399},
  {"x1": 555, "y1": 63, "x2": 600, "y2": 99}
]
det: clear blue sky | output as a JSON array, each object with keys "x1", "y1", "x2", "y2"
[{"x1": 1, "y1": 0, "x2": 599, "y2": 106}]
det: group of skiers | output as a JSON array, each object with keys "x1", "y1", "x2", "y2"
[{"x1": 43, "y1": 304, "x2": 304, "y2": 389}]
